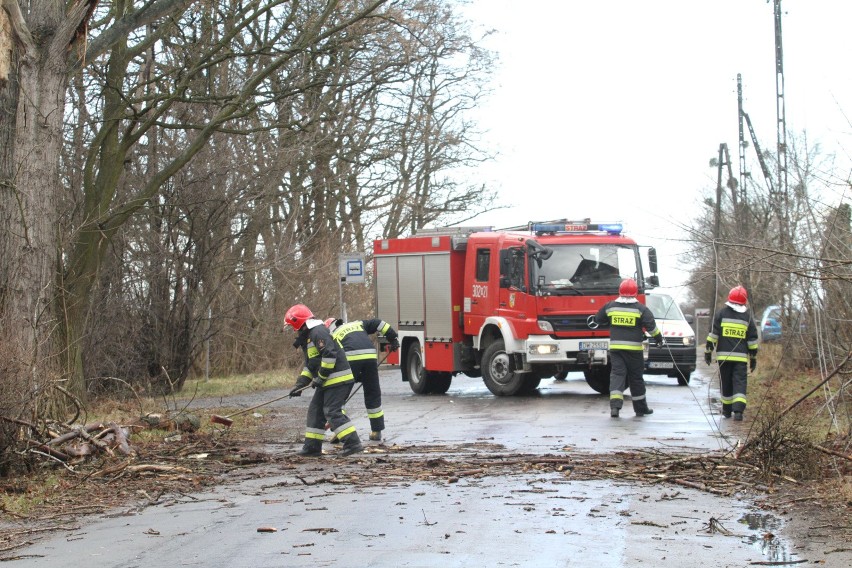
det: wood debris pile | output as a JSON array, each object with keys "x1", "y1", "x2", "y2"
[
  {"x1": 566, "y1": 449, "x2": 768, "y2": 496},
  {"x1": 4, "y1": 410, "x2": 207, "y2": 470},
  {"x1": 276, "y1": 445, "x2": 772, "y2": 498},
  {"x1": 27, "y1": 422, "x2": 135, "y2": 463}
]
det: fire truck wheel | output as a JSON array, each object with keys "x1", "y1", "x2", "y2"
[
  {"x1": 583, "y1": 367, "x2": 611, "y2": 394},
  {"x1": 428, "y1": 372, "x2": 452, "y2": 394},
  {"x1": 481, "y1": 339, "x2": 525, "y2": 396},
  {"x1": 516, "y1": 375, "x2": 542, "y2": 395},
  {"x1": 404, "y1": 342, "x2": 430, "y2": 395}
]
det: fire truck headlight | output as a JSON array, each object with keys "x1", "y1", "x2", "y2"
[
  {"x1": 537, "y1": 320, "x2": 554, "y2": 332},
  {"x1": 530, "y1": 344, "x2": 558, "y2": 355}
]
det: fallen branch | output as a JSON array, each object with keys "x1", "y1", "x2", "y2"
[
  {"x1": 47, "y1": 423, "x2": 106, "y2": 446},
  {"x1": 779, "y1": 351, "x2": 852, "y2": 419},
  {"x1": 809, "y1": 443, "x2": 852, "y2": 461},
  {"x1": 0, "y1": 540, "x2": 35, "y2": 554},
  {"x1": 4, "y1": 525, "x2": 80, "y2": 538},
  {"x1": 107, "y1": 422, "x2": 134, "y2": 456},
  {"x1": 125, "y1": 464, "x2": 192, "y2": 474},
  {"x1": 77, "y1": 426, "x2": 111, "y2": 453},
  {"x1": 25, "y1": 441, "x2": 70, "y2": 462},
  {"x1": 87, "y1": 459, "x2": 131, "y2": 479},
  {"x1": 672, "y1": 478, "x2": 730, "y2": 496},
  {"x1": 0, "y1": 415, "x2": 39, "y2": 430}
]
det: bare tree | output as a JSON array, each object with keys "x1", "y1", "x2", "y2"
[
  {"x1": 1, "y1": 0, "x2": 390, "y2": 407},
  {"x1": 685, "y1": 132, "x2": 851, "y2": 451}
]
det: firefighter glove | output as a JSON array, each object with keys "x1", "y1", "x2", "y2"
[
  {"x1": 289, "y1": 376, "x2": 311, "y2": 397},
  {"x1": 311, "y1": 377, "x2": 324, "y2": 389},
  {"x1": 654, "y1": 335, "x2": 663, "y2": 349},
  {"x1": 749, "y1": 355, "x2": 757, "y2": 372},
  {"x1": 389, "y1": 338, "x2": 400, "y2": 352},
  {"x1": 704, "y1": 350, "x2": 712, "y2": 365}
]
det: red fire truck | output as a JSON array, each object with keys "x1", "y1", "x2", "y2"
[{"x1": 373, "y1": 221, "x2": 659, "y2": 396}]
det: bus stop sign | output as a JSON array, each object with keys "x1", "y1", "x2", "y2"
[{"x1": 339, "y1": 252, "x2": 366, "y2": 284}]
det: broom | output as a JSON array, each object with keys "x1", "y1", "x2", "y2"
[{"x1": 210, "y1": 383, "x2": 312, "y2": 427}]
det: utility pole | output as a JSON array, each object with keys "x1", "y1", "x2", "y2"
[
  {"x1": 773, "y1": 0, "x2": 789, "y2": 237},
  {"x1": 736, "y1": 74, "x2": 754, "y2": 294},
  {"x1": 714, "y1": 143, "x2": 734, "y2": 306},
  {"x1": 772, "y1": 0, "x2": 791, "y2": 322},
  {"x1": 737, "y1": 74, "x2": 748, "y2": 206}
]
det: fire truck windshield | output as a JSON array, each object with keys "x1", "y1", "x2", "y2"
[{"x1": 533, "y1": 244, "x2": 641, "y2": 296}]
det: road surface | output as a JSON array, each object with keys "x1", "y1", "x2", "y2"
[{"x1": 9, "y1": 365, "x2": 849, "y2": 567}]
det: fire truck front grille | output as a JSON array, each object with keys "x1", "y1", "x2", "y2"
[{"x1": 540, "y1": 315, "x2": 596, "y2": 333}]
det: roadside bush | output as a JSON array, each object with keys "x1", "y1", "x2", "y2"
[{"x1": 744, "y1": 397, "x2": 824, "y2": 481}]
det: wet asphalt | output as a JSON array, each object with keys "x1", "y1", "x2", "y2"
[{"x1": 9, "y1": 363, "x2": 850, "y2": 567}]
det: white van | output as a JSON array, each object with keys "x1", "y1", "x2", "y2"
[{"x1": 644, "y1": 292, "x2": 697, "y2": 385}]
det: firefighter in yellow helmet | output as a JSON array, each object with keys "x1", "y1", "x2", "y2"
[
  {"x1": 284, "y1": 304, "x2": 363, "y2": 456},
  {"x1": 704, "y1": 286, "x2": 759, "y2": 421},
  {"x1": 594, "y1": 278, "x2": 662, "y2": 418}
]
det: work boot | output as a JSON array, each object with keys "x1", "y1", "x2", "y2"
[
  {"x1": 340, "y1": 432, "x2": 364, "y2": 456},
  {"x1": 296, "y1": 440, "x2": 322, "y2": 457},
  {"x1": 369, "y1": 431, "x2": 382, "y2": 441},
  {"x1": 633, "y1": 401, "x2": 654, "y2": 417},
  {"x1": 733, "y1": 412, "x2": 743, "y2": 421},
  {"x1": 610, "y1": 408, "x2": 620, "y2": 418},
  {"x1": 722, "y1": 411, "x2": 732, "y2": 419}
]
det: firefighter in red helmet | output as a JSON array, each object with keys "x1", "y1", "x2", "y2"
[
  {"x1": 704, "y1": 286, "x2": 759, "y2": 421},
  {"x1": 284, "y1": 304, "x2": 363, "y2": 456},
  {"x1": 594, "y1": 278, "x2": 663, "y2": 418}
]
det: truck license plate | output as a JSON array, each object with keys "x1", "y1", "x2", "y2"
[
  {"x1": 579, "y1": 341, "x2": 608, "y2": 351},
  {"x1": 649, "y1": 362, "x2": 675, "y2": 369}
]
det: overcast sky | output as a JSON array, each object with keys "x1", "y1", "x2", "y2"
[{"x1": 454, "y1": 0, "x2": 852, "y2": 296}]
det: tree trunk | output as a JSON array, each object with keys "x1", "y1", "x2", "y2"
[{"x1": 0, "y1": 1, "x2": 83, "y2": 413}]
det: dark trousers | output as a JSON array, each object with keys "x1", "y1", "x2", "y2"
[
  {"x1": 350, "y1": 359, "x2": 385, "y2": 432},
  {"x1": 304, "y1": 381, "x2": 356, "y2": 448},
  {"x1": 609, "y1": 350, "x2": 650, "y2": 412},
  {"x1": 719, "y1": 361, "x2": 748, "y2": 414}
]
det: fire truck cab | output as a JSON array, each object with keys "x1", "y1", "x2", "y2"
[{"x1": 373, "y1": 221, "x2": 658, "y2": 396}]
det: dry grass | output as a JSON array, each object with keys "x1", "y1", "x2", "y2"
[
  {"x1": 0, "y1": 474, "x2": 60, "y2": 518},
  {"x1": 82, "y1": 368, "x2": 299, "y2": 420},
  {"x1": 177, "y1": 370, "x2": 295, "y2": 400}
]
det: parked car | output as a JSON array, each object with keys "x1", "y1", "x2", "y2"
[
  {"x1": 644, "y1": 292, "x2": 697, "y2": 385},
  {"x1": 759, "y1": 305, "x2": 782, "y2": 342}
]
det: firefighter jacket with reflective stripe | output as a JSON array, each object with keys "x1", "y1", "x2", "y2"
[
  {"x1": 594, "y1": 299, "x2": 661, "y2": 351},
  {"x1": 297, "y1": 323, "x2": 354, "y2": 388},
  {"x1": 332, "y1": 319, "x2": 398, "y2": 361},
  {"x1": 706, "y1": 306, "x2": 759, "y2": 363}
]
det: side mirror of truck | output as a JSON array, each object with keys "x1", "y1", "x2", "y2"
[
  {"x1": 645, "y1": 274, "x2": 659, "y2": 288},
  {"x1": 648, "y1": 247, "x2": 658, "y2": 274}
]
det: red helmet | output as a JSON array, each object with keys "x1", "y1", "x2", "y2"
[
  {"x1": 619, "y1": 278, "x2": 638, "y2": 297},
  {"x1": 284, "y1": 304, "x2": 313, "y2": 330},
  {"x1": 727, "y1": 286, "x2": 748, "y2": 305},
  {"x1": 323, "y1": 317, "x2": 341, "y2": 333}
]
